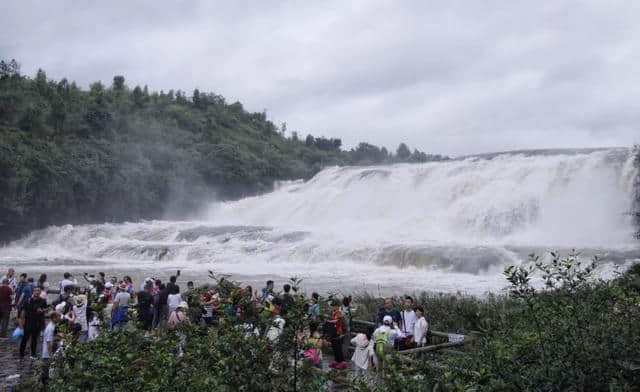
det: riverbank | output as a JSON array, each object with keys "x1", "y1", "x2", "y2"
[{"x1": 5, "y1": 251, "x2": 639, "y2": 391}]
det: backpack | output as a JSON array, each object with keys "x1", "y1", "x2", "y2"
[{"x1": 375, "y1": 329, "x2": 391, "y2": 359}]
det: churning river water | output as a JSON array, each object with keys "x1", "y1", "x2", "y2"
[{"x1": 1, "y1": 148, "x2": 639, "y2": 296}]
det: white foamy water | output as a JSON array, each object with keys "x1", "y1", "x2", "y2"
[{"x1": 1, "y1": 148, "x2": 638, "y2": 295}]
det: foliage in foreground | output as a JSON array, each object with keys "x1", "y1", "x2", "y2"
[
  {"x1": 441, "y1": 252, "x2": 640, "y2": 391},
  {"x1": 352, "y1": 253, "x2": 640, "y2": 391},
  {"x1": 26, "y1": 253, "x2": 640, "y2": 391}
]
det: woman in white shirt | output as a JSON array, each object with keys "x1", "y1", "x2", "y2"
[
  {"x1": 167, "y1": 286, "x2": 182, "y2": 314},
  {"x1": 413, "y1": 306, "x2": 429, "y2": 347}
]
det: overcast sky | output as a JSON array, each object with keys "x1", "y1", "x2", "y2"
[{"x1": 1, "y1": 1, "x2": 639, "y2": 156}]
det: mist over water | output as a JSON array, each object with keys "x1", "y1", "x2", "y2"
[{"x1": 1, "y1": 148, "x2": 639, "y2": 295}]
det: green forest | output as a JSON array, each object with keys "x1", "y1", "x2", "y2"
[{"x1": 0, "y1": 59, "x2": 448, "y2": 242}]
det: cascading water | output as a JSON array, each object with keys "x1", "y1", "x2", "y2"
[{"x1": 1, "y1": 148, "x2": 639, "y2": 294}]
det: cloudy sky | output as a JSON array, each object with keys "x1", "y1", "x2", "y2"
[{"x1": 1, "y1": 1, "x2": 639, "y2": 155}]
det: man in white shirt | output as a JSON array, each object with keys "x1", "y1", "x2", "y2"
[
  {"x1": 413, "y1": 306, "x2": 429, "y2": 346},
  {"x1": 41, "y1": 311, "x2": 60, "y2": 384},
  {"x1": 59, "y1": 272, "x2": 77, "y2": 293},
  {"x1": 399, "y1": 296, "x2": 417, "y2": 349}
]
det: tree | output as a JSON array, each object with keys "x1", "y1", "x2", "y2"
[
  {"x1": 0, "y1": 59, "x2": 20, "y2": 78},
  {"x1": 351, "y1": 142, "x2": 386, "y2": 164},
  {"x1": 49, "y1": 96, "x2": 67, "y2": 131},
  {"x1": 192, "y1": 89, "x2": 201, "y2": 108},
  {"x1": 132, "y1": 86, "x2": 144, "y2": 108},
  {"x1": 410, "y1": 149, "x2": 428, "y2": 163},
  {"x1": 305, "y1": 134, "x2": 314, "y2": 147},
  {"x1": 176, "y1": 90, "x2": 187, "y2": 104},
  {"x1": 112, "y1": 75, "x2": 125, "y2": 91},
  {"x1": 396, "y1": 143, "x2": 411, "y2": 161}
]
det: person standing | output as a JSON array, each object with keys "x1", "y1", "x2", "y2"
[
  {"x1": 157, "y1": 282, "x2": 170, "y2": 325},
  {"x1": 0, "y1": 279, "x2": 13, "y2": 338},
  {"x1": 2, "y1": 268, "x2": 16, "y2": 291},
  {"x1": 152, "y1": 280, "x2": 164, "y2": 329},
  {"x1": 376, "y1": 298, "x2": 401, "y2": 326},
  {"x1": 166, "y1": 274, "x2": 180, "y2": 295},
  {"x1": 372, "y1": 315, "x2": 401, "y2": 371},
  {"x1": 41, "y1": 311, "x2": 60, "y2": 385},
  {"x1": 19, "y1": 287, "x2": 47, "y2": 360},
  {"x1": 340, "y1": 296, "x2": 353, "y2": 359},
  {"x1": 261, "y1": 280, "x2": 274, "y2": 302},
  {"x1": 266, "y1": 298, "x2": 285, "y2": 342},
  {"x1": 14, "y1": 273, "x2": 29, "y2": 313},
  {"x1": 328, "y1": 300, "x2": 347, "y2": 369},
  {"x1": 399, "y1": 296, "x2": 417, "y2": 349},
  {"x1": 37, "y1": 274, "x2": 49, "y2": 302},
  {"x1": 167, "y1": 285, "x2": 182, "y2": 315},
  {"x1": 111, "y1": 283, "x2": 131, "y2": 331},
  {"x1": 73, "y1": 295, "x2": 88, "y2": 342},
  {"x1": 413, "y1": 306, "x2": 429, "y2": 346},
  {"x1": 308, "y1": 292, "x2": 320, "y2": 321},
  {"x1": 350, "y1": 332, "x2": 370, "y2": 376},
  {"x1": 59, "y1": 272, "x2": 77, "y2": 294},
  {"x1": 281, "y1": 284, "x2": 294, "y2": 315},
  {"x1": 137, "y1": 281, "x2": 154, "y2": 330},
  {"x1": 168, "y1": 301, "x2": 189, "y2": 327}
]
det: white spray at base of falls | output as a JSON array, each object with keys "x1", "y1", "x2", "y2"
[{"x1": 1, "y1": 148, "x2": 639, "y2": 294}]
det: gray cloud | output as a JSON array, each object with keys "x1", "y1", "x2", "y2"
[{"x1": 1, "y1": 0, "x2": 639, "y2": 155}]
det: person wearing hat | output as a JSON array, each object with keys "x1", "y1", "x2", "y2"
[
  {"x1": 168, "y1": 301, "x2": 189, "y2": 327},
  {"x1": 103, "y1": 282, "x2": 114, "y2": 303},
  {"x1": 73, "y1": 295, "x2": 88, "y2": 342},
  {"x1": 372, "y1": 315, "x2": 401, "y2": 371},
  {"x1": 111, "y1": 283, "x2": 131, "y2": 331}
]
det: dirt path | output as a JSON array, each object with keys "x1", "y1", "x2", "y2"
[{"x1": 1, "y1": 325, "x2": 41, "y2": 391}]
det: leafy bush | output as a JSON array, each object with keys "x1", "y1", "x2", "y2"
[
  {"x1": 441, "y1": 252, "x2": 640, "y2": 391},
  {"x1": 22, "y1": 253, "x2": 640, "y2": 391}
]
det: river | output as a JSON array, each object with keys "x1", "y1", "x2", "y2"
[{"x1": 1, "y1": 148, "x2": 638, "y2": 296}]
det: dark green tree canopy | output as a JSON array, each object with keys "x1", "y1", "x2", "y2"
[{"x1": 0, "y1": 62, "x2": 449, "y2": 241}]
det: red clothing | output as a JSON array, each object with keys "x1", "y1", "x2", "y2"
[
  {"x1": 332, "y1": 309, "x2": 345, "y2": 336},
  {"x1": 0, "y1": 286, "x2": 12, "y2": 309}
]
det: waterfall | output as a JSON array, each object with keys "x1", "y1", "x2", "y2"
[{"x1": 2, "y1": 148, "x2": 638, "y2": 294}]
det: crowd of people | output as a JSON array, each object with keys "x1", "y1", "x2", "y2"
[{"x1": 0, "y1": 267, "x2": 431, "y2": 384}]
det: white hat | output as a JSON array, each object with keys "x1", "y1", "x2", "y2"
[
  {"x1": 55, "y1": 302, "x2": 67, "y2": 313},
  {"x1": 75, "y1": 295, "x2": 87, "y2": 306},
  {"x1": 383, "y1": 315, "x2": 393, "y2": 325},
  {"x1": 105, "y1": 282, "x2": 113, "y2": 289},
  {"x1": 178, "y1": 301, "x2": 189, "y2": 309}
]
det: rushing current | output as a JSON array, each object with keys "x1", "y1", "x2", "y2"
[{"x1": 1, "y1": 148, "x2": 639, "y2": 295}]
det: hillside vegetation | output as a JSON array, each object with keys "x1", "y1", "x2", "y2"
[{"x1": 0, "y1": 59, "x2": 447, "y2": 241}]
